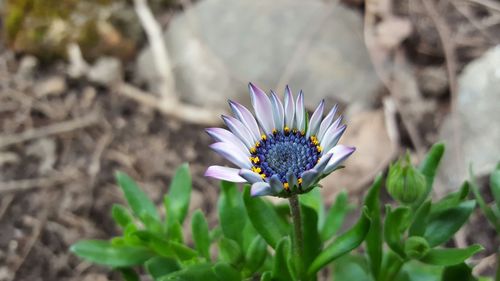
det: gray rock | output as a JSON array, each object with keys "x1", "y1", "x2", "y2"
[
  {"x1": 88, "y1": 57, "x2": 123, "y2": 86},
  {"x1": 137, "y1": 0, "x2": 379, "y2": 109},
  {"x1": 438, "y1": 46, "x2": 500, "y2": 190}
]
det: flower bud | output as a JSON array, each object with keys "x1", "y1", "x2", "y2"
[
  {"x1": 404, "y1": 236, "x2": 430, "y2": 259},
  {"x1": 386, "y1": 152, "x2": 426, "y2": 204}
]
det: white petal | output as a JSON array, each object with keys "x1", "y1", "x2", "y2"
[
  {"x1": 301, "y1": 169, "x2": 319, "y2": 189},
  {"x1": 270, "y1": 91, "x2": 284, "y2": 130},
  {"x1": 321, "y1": 124, "x2": 347, "y2": 153},
  {"x1": 306, "y1": 100, "x2": 325, "y2": 137},
  {"x1": 284, "y1": 85, "x2": 295, "y2": 129},
  {"x1": 205, "y1": 128, "x2": 249, "y2": 155},
  {"x1": 210, "y1": 142, "x2": 252, "y2": 169},
  {"x1": 312, "y1": 153, "x2": 333, "y2": 174},
  {"x1": 317, "y1": 104, "x2": 338, "y2": 142},
  {"x1": 269, "y1": 175, "x2": 284, "y2": 193},
  {"x1": 249, "y1": 83, "x2": 274, "y2": 134},
  {"x1": 295, "y1": 91, "x2": 305, "y2": 132},
  {"x1": 324, "y1": 145, "x2": 356, "y2": 174},
  {"x1": 222, "y1": 115, "x2": 254, "y2": 149},
  {"x1": 228, "y1": 101, "x2": 261, "y2": 141},
  {"x1": 205, "y1": 166, "x2": 246, "y2": 182},
  {"x1": 239, "y1": 169, "x2": 264, "y2": 184},
  {"x1": 251, "y1": 182, "x2": 274, "y2": 197}
]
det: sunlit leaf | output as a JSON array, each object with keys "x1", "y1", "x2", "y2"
[{"x1": 70, "y1": 240, "x2": 153, "y2": 267}]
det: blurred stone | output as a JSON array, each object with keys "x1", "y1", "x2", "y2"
[
  {"x1": 438, "y1": 46, "x2": 500, "y2": 190},
  {"x1": 34, "y1": 76, "x2": 67, "y2": 97},
  {"x1": 87, "y1": 57, "x2": 123, "y2": 86},
  {"x1": 417, "y1": 66, "x2": 448, "y2": 97},
  {"x1": 137, "y1": 0, "x2": 380, "y2": 110},
  {"x1": 321, "y1": 109, "x2": 396, "y2": 202},
  {"x1": 16, "y1": 55, "x2": 38, "y2": 79}
]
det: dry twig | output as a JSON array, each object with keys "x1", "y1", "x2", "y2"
[
  {"x1": 0, "y1": 113, "x2": 99, "y2": 149},
  {"x1": 0, "y1": 169, "x2": 81, "y2": 194}
]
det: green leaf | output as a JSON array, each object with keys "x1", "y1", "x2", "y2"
[
  {"x1": 70, "y1": 240, "x2": 153, "y2": 267},
  {"x1": 213, "y1": 262, "x2": 242, "y2": 281},
  {"x1": 115, "y1": 172, "x2": 159, "y2": 221},
  {"x1": 300, "y1": 187, "x2": 325, "y2": 228},
  {"x1": 332, "y1": 254, "x2": 372, "y2": 281},
  {"x1": 420, "y1": 245, "x2": 483, "y2": 266},
  {"x1": 245, "y1": 236, "x2": 267, "y2": 274},
  {"x1": 424, "y1": 200, "x2": 476, "y2": 247},
  {"x1": 363, "y1": 174, "x2": 383, "y2": 278},
  {"x1": 167, "y1": 219, "x2": 184, "y2": 243},
  {"x1": 441, "y1": 263, "x2": 478, "y2": 281},
  {"x1": 192, "y1": 210, "x2": 211, "y2": 260},
  {"x1": 166, "y1": 163, "x2": 192, "y2": 225},
  {"x1": 431, "y1": 181, "x2": 470, "y2": 215},
  {"x1": 409, "y1": 201, "x2": 431, "y2": 236},
  {"x1": 119, "y1": 268, "x2": 139, "y2": 281},
  {"x1": 132, "y1": 230, "x2": 175, "y2": 258},
  {"x1": 111, "y1": 204, "x2": 134, "y2": 228},
  {"x1": 140, "y1": 211, "x2": 165, "y2": 234},
  {"x1": 470, "y1": 166, "x2": 500, "y2": 233},
  {"x1": 384, "y1": 206, "x2": 411, "y2": 258},
  {"x1": 158, "y1": 263, "x2": 219, "y2": 281},
  {"x1": 301, "y1": 203, "x2": 322, "y2": 272},
  {"x1": 145, "y1": 257, "x2": 180, "y2": 279},
  {"x1": 218, "y1": 181, "x2": 247, "y2": 247},
  {"x1": 416, "y1": 143, "x2": 445, "y2": 206},
  {"x1": 169, "y1": 240, "x2": 199, "y2": 261},
  {"x1": 396, "y1": 260, "x2": 443, "y2": 281},
  {"x1": 242, "y1": 221, "x2": 259, "y2": 254},
  {"x1": 491, "y1": 163, "x2": 500, "y2": 210},
  {"x1": 272, "y1": 237, "x2": 293, "y2": 281},
  {"x1": 243, "y1": 185, "x2": 288, "y2": 249},
  {"x1": 321, "y1": 190, "x2": 350, "y2": 241},
  {"x1": 219, "y1": 237, "x2": 243, "y2": 265},
  {"x1": 260, "y1": 271, "x2": 272, "y2": 281},
  {"x1": 308, "y1": 207, "x2": 371, "y2": 276}
]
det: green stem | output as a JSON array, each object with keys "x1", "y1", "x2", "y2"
[
  {"x1": 378, "y1": 251, "x2": 405, "y2": 281},
  {"x1": 289, "y1": 195, "x2": 305, "y2": 280}
]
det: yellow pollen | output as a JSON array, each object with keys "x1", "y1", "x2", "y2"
[
  {"x1": 284, "y1": 126, "x2": 290, "y2": 133},
  {"x1": 298, "y1": 178, "x2": 303, "y2": 185},
  {"x1": 293, "y1": 128, "x2": 298, "y2": 133},
  {"x1": 310, "y1": 136, "x2": 319, "y2": 145},
  {"x1": 250, "y1": 147, "x2": 257, "y2": 154},
  {"x1": 255, "y1": 141, "x2": 260, "y2": 147},
  {"x1": 260, "y1": 173, "x2": 266, "y2": 179},
  {"x1": 252, "y1": 166, "x2": 262, "y2": 174},
  {"x1": 316, "y1": 145, "x2": 322, "y2": 152},
  {"x1": 317, "y1": 157, "x2": 321, "y2": 164},
  {"x1": 300, "y1": 131, "x2": 305, "y2": 136},
  {"x1": 250, "y1": 156, "x2": 260, "y2": 164},
  {"x1": 261, "y1": 134, "x2": 267, "y2": 140},
  {"x1": 272, "y1": 129, "x2": 278, "y2": 134},
  {"x1": 283, "y1": 182, "x2": 289, "y2": 190}
]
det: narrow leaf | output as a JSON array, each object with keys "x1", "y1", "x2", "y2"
[
  {"x1": 470, "y1": 165, "x2": 500, "y2": 233},
  {"x1": 416, "y1": 143, "x2": 445, "y2": 206},
  {"x1": 300, "y1": 187, "x2": 325, "y2": 228},
  {"x1": 384, "y1": 206, "x2": 411, "y2": 258},
  {"x1": 363, "y1": 174, "x2": 383, "y2": 278},
  {"x1": 115, "y1": 172, "x2": 159, "y2": 221},
  {"x1": 245, "y1": 236, "x2": 268, "y2": 274},
  {"x1": 70, "y1": 240, "x2": 153, "y2": 267},
  {"x1": 158, "y1": 263, "x2": 219, "y2": 281},
  {"x1": 213, "y1": 262, "x2": 242, "y2": 281},
  {"x1": 308, "y1": 207, "x2": 371, "y2": 276},
  {"x1": 219, "y1": 237, "x2": 243, "y2": 265},
  {"x1": 111, "y1": 204, "x2": 134, "y2": 228},
  {"x1": 167, "y1": 163, "x2": 192, "y2": 224},
  {"x1": 219, "y1": 181, "x2": 247, "y2": 246},
  {"x1": 420, "y1": 245, "x2": 483, "y2": 266},
  {"x1": 321, "y1": 190, "x2": 350, "y2": 241},
  {"x1": 243, "y1": 185, "x2": 288, "y2": 249},
  {"x1": 145, "y1": 257, "x2": 180, "y2": 279},
  {"x1": 431, "y1": 181, "x2": 470, "y2": 215},
  {"x1": 491, "y1": 163, "x2": 500, "y2": 210},
  {"x1": 301, "y1": 204, "x2": 322, "y2": 272},
  {"x1": 424, "y1": 200, "x2": 476, "y2": 247},
  {"x1": 332, "y1": 254, "x2": 371, "y2": 281},
  {"x1": 409, "y1": 201, "x2": 431, "y2": 236},
  {"x1": 192, "y1": 210, "x2": 211, "y2": 260},
  {"x1": 272, "y1": 237, "x2": 293, "y2": 281},
  {"x1": 441, "y1": 263, "x2": 478, "y2": 281},
  {"x1": 260, "y1": 271, "x2": 272, "y2": 281}
]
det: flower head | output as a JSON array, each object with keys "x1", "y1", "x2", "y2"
[{"x1": 205, "y1": 83, "x2": 355, "y2": 197}]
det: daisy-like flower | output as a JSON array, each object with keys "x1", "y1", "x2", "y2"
[{"x1": 205, "y1": 83, "x2": 355, "y2": 197}]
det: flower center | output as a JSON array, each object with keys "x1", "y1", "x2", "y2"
[{"x1": 250, "y1": 130, "x2": 322, "y2": 185}]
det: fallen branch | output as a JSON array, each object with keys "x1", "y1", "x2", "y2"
[{"x1": 0, "y1": 113, "x2": 99, "y2": 149}]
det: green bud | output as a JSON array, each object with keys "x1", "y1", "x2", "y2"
[
  {"x1": 386, "y1": 152, "x2": 426, "y2": 204},
  {"x1": 404, "y1": 236, "x2": 430, "y2": 259}
]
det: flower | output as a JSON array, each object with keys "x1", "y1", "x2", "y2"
[{"x1": 205, "y1": 83, "x2": 355, "y2": 197}]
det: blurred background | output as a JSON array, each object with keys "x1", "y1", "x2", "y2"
[{"x1": 0, "y1": 0, "x2": 499, "y2": 280}]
